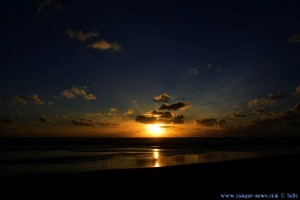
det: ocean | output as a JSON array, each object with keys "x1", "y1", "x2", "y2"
[{"x1": 1, "y1": 137, "x2": 300, "y2": 176}]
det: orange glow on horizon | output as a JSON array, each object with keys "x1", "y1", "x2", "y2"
[{"x1": 146, "y1": 124, "x2": 165, "y2": 137}]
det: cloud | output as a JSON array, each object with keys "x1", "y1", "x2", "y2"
[
  {"x1": 288, "y1": 33, "x2": 300, "y2": 44},
  {"x1": 195, "y1": 118, "x2": 226, "y2": 127},
  {"x1": 12, "y1": 96, "x2": 27, "y2": 105},
  {"x1": 253, "y1": 108, "x2": 265, "y2": 113},
  {"x1": 229, "y1": 111, "x2": 247, "y2": 118},
  {"x1": 71, "y1": 118, "x2": 94, "y2": 126},
  {"x1": 71, "y1": 86, "x2": 87, "y2": 96},
  {"x1": 295, "y1": 85, "x2": 300, "y2": 96},
  {"x1": 123, "y1": 109, "x2": 134, "y2": 116},
  {"x1": 84, "y1": 94, "x2": 96, "y2": 100},
  {"x1": 84, "y1": 113, "x2": 103, "y2": 118},
  {"x1": 87, "y1": 40, "x2": 123, "y2": 52},
  {"x1": 135, "y1": 115, "x2": 158, "y2": 124},
  {"x1": 249, "y1": 102, "x2": 300, "y2": 129},
  {"x1": 48, "y1": 101, "x2": 54, "y2": 106},
  {"x1": 33, "y1": 0, "x2": 63, "y2": 12},
  {"x1": 291, "y1": 102, "x2": 300, "y2": 113},
  {"x1": 159, "y1": 102, "x2": 192, "y2": 111},
  {"x1": 13, "y1": 109, "x2": 23, "y2": 115},
  {"x1": 27, "y1": 94, "x2": 44, "y2": 105},
  {"x1": 35, "y1": 115, "x2": 50, "y2": 123},
  {"x1": 110, "y1": 107, "x2": 118, "y2": 112},
  {"x1": 248, "y1": 92, "x2": 285, "y2": 107},
  {"x1": 61, "y1": 90, "x2": 75, "y2": 99},
  {"x1": 153, "y1": 93, "x2": 171, "y2": 103},
  {"x1": 189, "y1": 68, "x2": 199, "y2": 74},
  {"x1": 0, "y1": 116, "x2": 13, "y2": 124},
  {"x1": 135, "y1": 111, "x2": 184, "y2": 124},
  {"x1": 207, "y1": 64, "x2": 213, "y2": 69},
  {"x1": 98, "y1": 122, "x2": 120, "y2": 127},
  {"x1": 61, "y1": 86, "x2": 96, "y2": 101},
  {"x1": 65, "y1": 29, "x2": 99, "y2": 42}
]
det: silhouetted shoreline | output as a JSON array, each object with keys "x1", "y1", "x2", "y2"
[{"x1": 2, "y1": 153, "x2": 299, "y2": 198}]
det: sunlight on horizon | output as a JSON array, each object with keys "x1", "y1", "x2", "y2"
[{"x1": 146, "y1": 124, "x2": 165, "y2": 137}]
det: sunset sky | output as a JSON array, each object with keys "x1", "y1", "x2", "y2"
[{"x1": 1, "y1": 0, "x2": 300, "y2": 137}]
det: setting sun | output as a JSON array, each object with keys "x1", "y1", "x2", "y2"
[{"x1": 146, "y1": 124, "x2": 165, "y2": 136}]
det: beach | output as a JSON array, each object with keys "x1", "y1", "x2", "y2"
[{"x1": 2, "y1": 153, "x2": 299, "y2": 199}]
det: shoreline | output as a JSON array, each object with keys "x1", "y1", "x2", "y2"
[{"x1": 1, "y1": 153, "x2": 299, "y2": 198}]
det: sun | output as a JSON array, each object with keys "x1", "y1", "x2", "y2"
[{"x1": 146, "y1": 124, "x2": 165, "y2": 136}]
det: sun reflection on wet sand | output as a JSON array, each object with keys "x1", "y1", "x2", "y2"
[{"x1": 152, "y1": 149, "x2": 160, "y2": 167}]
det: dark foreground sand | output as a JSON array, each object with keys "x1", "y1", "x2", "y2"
[{"x1": 2, "y1": 153, "x2": 300, "y2": 199}]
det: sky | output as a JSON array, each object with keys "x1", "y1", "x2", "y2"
[{"x1": 1, "y1": 0, "x2": 300, "y2": 137}]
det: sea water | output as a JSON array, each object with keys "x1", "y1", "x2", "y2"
[{"x1": 0, "y1": 137, "x2": 299, "y2": 176}]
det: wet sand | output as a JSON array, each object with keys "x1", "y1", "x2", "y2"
[{"x1": 2, "y1": 153, "x2": 300, "y2": 198}]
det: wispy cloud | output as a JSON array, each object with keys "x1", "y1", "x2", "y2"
[
  {"x1": 0, "y1": 116, "x2": 13, "y2": 124},
  {"x1": 65, "y1": 29, "x2": 99, "y2": 42},
  {"x1": 189, "y1": 68, "x2": 199, "y2": 75},
  {"x1": 13, "y1": 109, "x2": 23, "y2": 115},
  {"x1": 229, "y1": 111, "x2": 247, "y2": 118},
  {"x1": 27, "y1": 94, "x2": 44, "y2": 105},
  {"x1": 288, "y1": 33, "x2": 300, "y2": 44},
  {"x1": 195, "y1": 118, "x2": 226, "y2": 127},
  {"x1": 153, "y1": 93, "x2": 171, "y2": 103},
  {"x1": 248, "y1": 92, "x2": 285, "y2": 107},
  {"x1": 87, "y1": 40, "x2": 123, "y2": 52},
  {"x1": 295, "y1": 85, "x2": 300, "y2": 96},
  {"x1": 33, "y1": 0, "x2": 63, "y2": 12},
  {"x1": 61, "y1": 86, "x2": 96, "y2": 101},
  {"x1": 253, "y1": 108, "x2": 265, "y2": 114},
  {"x1": 123, "y1": 109, "x2": 134, "y2": 116},
  {"x1": 12, "y1": 96, "x2": 27, "y2": 105},
  {"x1": 71, "y1": 118, "x2": 94, "y2": 126},
  {"x1": 110, "y1": 107, "x2": 118, "y2": 112},
  {"x1": 35, "y1": 115, "x2": 50, "y2": 123}
]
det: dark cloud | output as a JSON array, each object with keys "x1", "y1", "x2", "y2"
[
  {"x1": 248, "y1": 92, "x2": 285, "y2": 107},
  {"x1": 159, "y1": 102, "x2": 192, "y2": 111},
  {"x1": 249, "y1": 102, "x2": 300, "y2": 129},
  {"x1": 288, "y1": 33, "x2": 300, "y2": 44},
  {"x1": 65, "y1": 29, "x2": 99, "y2": 42},
  {"x1": 135, "y1": 112, "x2": 184, "y2": 124},
  {"x1": 0, "y1": 116, "x2": 13, "y2": 124},
  {"x1": 71, "y1": 119, "x2": 94, "y2": 126},
  {"x1": 253, "y1": 108, "x2": 265, "y2": 113},
  {"x1": 267, "y1": 92, "x2": 285, "y2": 100},
  {"x1": 295, "y1": 85, "x2": 300, "y2": 96},
  {"x1": 12, "y1": 96, "x2": 27, "y2": 105},
  {"x1": 87, "y1": 40, "x2": 123, "y2": 52},
  {"x1": 229, "y1": 111, "x2": 247, "y2": 118},
  {"x1": 98, "y1": 122, "x2": 120, "y2": 127},
  {"x1": 172, "y1": 115, "x2": 184, "y2": 124},
  {"x1": 195, "y1": 118, "x2": 226, "y2": 127},
  {"x1": 33, "y1": 0, "x2": 63, "y2": 12},
  {"x1": 153, "y1": 93, "x2": 171, "y2": 103},
  {"x1": 135, "y1": 115, "x2": 157, "y2": 124},
  {"x1": 13, "y1": 109, "x2": 23, "y2": 115},
  {"x1": 35, "y1": 115, "x2": 50, "y2": 123},
  {"x1": 27, "y1": 94, "x2": 44, "y2": 105}
]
